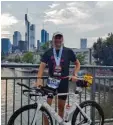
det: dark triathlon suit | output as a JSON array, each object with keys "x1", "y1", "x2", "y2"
[{"x1": 41, "y1": 47, "x2": 77, "y2": 100}]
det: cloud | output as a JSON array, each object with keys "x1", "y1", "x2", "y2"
[
  {"x1": 44, "y1": 1, "x2": 113, "y2": 34},
  {"x1": 1, "y1": 13, "x2": 19, "y2": 37},
  {"x1": 44, "y1": 6, "x2": 90, "y2": 25},
  {"x1": 1, "y1": 13, "x2": 18, "y2": 28},
  {"x1": 96, "y1": 1, "x2": 111, "y2": 8},
  {"x1": 7, "y1": 4, "x2": 12, "y2": 9},
  {"x1": 49, "y1": 3, "x2": 59, "y2": 9},
  {"x1": 1, "y1": 31, "x2": 11, "y2": 38}
]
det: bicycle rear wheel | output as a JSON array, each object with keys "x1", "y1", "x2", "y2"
[
  {"x1": 7, "y1": 103, "x2": 53, "y2": 125},
  {"x1": 72, "y1": 100, "x2": 104, "y2": 125}
]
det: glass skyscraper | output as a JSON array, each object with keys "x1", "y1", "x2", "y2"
[
  {"x1": 80, "y1": 38, "x2": 87, "y2": 49},
  {"x1": 13, "y1": 31, "x2": 21, "y2": 46},
  {"x1": 41, "y1": 29, "x2": 49, "y2": 43},
  {"x1": 1, "y1": 38, "x2": 12, "y2": 54},
  {"x1": 47, "y1": 32, "x2": 49, "y2": 42},
  {"x1": 41, "y1": 29, "x2": 46, "y2": 43}
]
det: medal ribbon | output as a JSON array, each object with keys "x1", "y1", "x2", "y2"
[{"x1": 53, "y1": 47, "x2": 63, "y2": 66}]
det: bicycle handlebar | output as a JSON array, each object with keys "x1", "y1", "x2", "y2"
[
  {"x1": 17, "y1": 75, "x2": 93, "y2": 97},
  {"x1": 17, "y1": 82, "x2": 56, "y2": 97},
  {"x1": 59, "y1": 76, "x2": 84, "y2": 80},
  {"x1": 17, "y1": 83, "x2": 31, "y2": 89}
]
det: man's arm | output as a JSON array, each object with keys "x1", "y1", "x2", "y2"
[
  {"x1": 36, "y1": 50, "x2": 49, "y2": 87},
  {"x1": 69, "y1": 49, "x2": 80, "y2": 79},
  {"x1": 35, "y1": 62, "x2": 46, "y2": 87},
  {"x1": 73, "y1": 59, "x2": 80, "y2": 76},
  {"x1": 37, "y1": 62, "x2": 46, "y2": 78}
]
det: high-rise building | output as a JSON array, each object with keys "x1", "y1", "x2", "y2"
[
  {"x1": 18, "y1": 40, "x2": 27, "y2": 52},
  {"x1": 25, "y1": 14, "x2": 30, "y2": 51},
  {"x1": 25, "y1": 14, "x2": 35, "y2": 52},
  {"x1": 45, "y1": 30, "x2": 47, "y2": 42},
  {"x1": 13, "y1": 31, "x2": 21, "y2": 46},
  {"x1": 1, "y1": 38, "x2": 12, "y2": 54},
  {"x1": 37, "y1": 40, "x2": 40, "y2": 50},
  {"x1": 41, "y1": 29, "x2": 49, "y2": 43},
  {"x1": 80, "y1": 38, "x2": 87, "y2": 49},
  {"x1": 30, "y1": 24, "x2": 35, "y2": 50},
  {"x1": 12, "y1": 45, "x2": 19, "y2": 53},
  {"x1": 47, "y1": 32, "x2": 49, "y2": 42},
  {"x1": 41, "y1": 29, "x2": 46, "y2": 43}
]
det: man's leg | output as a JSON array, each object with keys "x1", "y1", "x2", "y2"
[
  {"x1": 57, "y1": 79, "x2": 68, "y2": 118},
  {"x1": 43, "y1": 97, "x2": 53, "y2": 125},
  {"x1": 58, "y1": 98, "x2": 66, "y2": 118}
]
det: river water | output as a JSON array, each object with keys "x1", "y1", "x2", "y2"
[{"x1": 1, "y1": 68, "x2": 113, "y2": 125}]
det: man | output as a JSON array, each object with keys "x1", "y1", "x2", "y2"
[{"x1": 36, "y1": 32, "x2": 80, "y2": 121}]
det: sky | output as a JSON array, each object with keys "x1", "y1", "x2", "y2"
[{"x1": 1, "y1": 1, "x2": 113, "y2": 48}]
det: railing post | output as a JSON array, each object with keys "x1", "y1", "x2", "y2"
[
  {"x1": 21, "y1": 79, "x2": 23, "y2": 125},
  {"x1": 5, "y1": 79, "x2": 8, "y2": 125},
  {"x1": 90, "y1": 67, "x2": 96, "y2": 123}
]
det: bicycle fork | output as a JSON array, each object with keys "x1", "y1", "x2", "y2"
[
  {"x1": 32, "y1": 103, "x2": 42, "y2": 125},
  {"x1": 75, "y1": 103, "x2": 92, "y2": 125}
]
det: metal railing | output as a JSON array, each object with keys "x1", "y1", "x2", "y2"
[{"x1": 1, "y1": 64, "x2": 113, "y2": 125}]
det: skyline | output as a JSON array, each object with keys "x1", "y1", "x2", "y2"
[{"x1": 1, "y1": 1, "x2": 113, "y2": 48}]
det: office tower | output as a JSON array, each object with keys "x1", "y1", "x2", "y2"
[
  {"x1": 25, "y1": 14, "x2": 30, "y2": 51},
  {"x1": 41, "y1": 29, "x2": 49, "y2": 43},
  {"x1": 47, "y1": 32, "x2": 49, "y2": 42},
  {"x1": 41, "y1": 29, "x2": 46, "y2": 43},
  {"x1": 1, "y1": 38, "x2": 12, "y2": 54},
  {"x1": 18, "y1": 40, "x2": 27, "y2": 52},
  {"x1": 30, "y1": 24, "x2": 35, "y2": 50},
  {"x1": 37, "y1": 40, "x2": 40, "y2": 50},
  {"x1": 13, "y1": 31, "x2": 21, "y2": 46},
  {"x1": 80, "y1": 38, "x2": 87, "y2": 49}
]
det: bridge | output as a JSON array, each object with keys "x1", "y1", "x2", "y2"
[{"x1": 1, "y1": 64, "x2": 113, "y2": 125}]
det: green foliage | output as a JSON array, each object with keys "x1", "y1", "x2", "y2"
[
  {"x1": 7, "y1": 58, "x2": 14, "y2": 62},
  {"x1": 22, "y1": 52, "x2": 34, "y2": 63},
  {"x1": 1, "y1": 53, "x2": 5, "y2": 60},
  {"x1": 41, "y1": 41, "x2": 52, "y2": 51},
  {"x1": 93, "y1": 33, "x2": 113, "y2": 66},
  {"x1": 76, "y1": 53, "x2": 86, "y2": 65},
  {"x1": 1, "y1": 56, "x2": 5, "y2": 60},
  {"x1": 14, "y1": 55, "x2": 21, "y2": 63}
]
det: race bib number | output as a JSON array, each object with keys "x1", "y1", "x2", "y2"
[{"x1": 47, "y1": 77, "x2": 61, "y2": 89}]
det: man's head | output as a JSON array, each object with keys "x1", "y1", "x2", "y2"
[{"x1": 52, "y1": 32, "x2": 63, "y2": 48}]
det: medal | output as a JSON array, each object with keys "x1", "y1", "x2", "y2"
[
  {"x1": 55, "y1": 66, "x2": 62, "y2": 72},
  {"x1": 53, "y1": 47, "x2": 63, "y2": 76}
]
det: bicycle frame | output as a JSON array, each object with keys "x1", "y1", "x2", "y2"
[{"x1": 32, "y1": 92, "x2": 92, "y2": 125}]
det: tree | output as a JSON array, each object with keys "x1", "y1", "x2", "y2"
[
  {"x1": 41, "y1": 41, "x2": 52, "y2": 51},
  {"x1": 22, "y1": 52, "x2": 34, "y2": 63},
  {"x1": 76, "y1": 53, "x2": 86, "y2": 65},
  {"x1": 1, "y1": 53, "x2": 5, "y2": 60},
  {"x1": 93, "y1": 33, "x2": 113, "y2": 66},
  {"x1": 14, "y1": 55, "x2": 21, "y2": 63}
]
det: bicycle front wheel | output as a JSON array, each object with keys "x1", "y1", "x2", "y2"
[
  {"x1": 72, "y1": 100, "x2": 104, "y2": 125},
  {"x1": 7, "y1": 103, "x2": 53, "y2": 125}
]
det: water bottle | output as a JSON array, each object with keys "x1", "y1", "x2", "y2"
[{"x1": 64, "y1": 104, "x2": 70, "y2": 122}]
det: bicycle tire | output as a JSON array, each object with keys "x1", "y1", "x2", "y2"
[
  {"x1": 72, "y1": 100, "x2": 104, "y2": 125},
  {"x1": 7, "y1": 103, "x2": 53, "y2": 125}
]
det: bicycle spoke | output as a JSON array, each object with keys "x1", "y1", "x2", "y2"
[
  {"x1": 75, "y1": 105, "x2": 102, "y2": 125},
  {"x1": 12, "y1": 109, "x2": 43, "y2": 125}
]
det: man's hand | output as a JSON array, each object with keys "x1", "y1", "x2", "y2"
[
  {"x1": 69, "y1": 75, "x2": 78, "y2": 82},
  {"x1": 34, "y1": 79, "x2": 43, "y2": 87}
]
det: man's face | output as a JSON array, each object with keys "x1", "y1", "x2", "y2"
[{"x1": 54, "y1": 35, "x2": 63, "y2": 47}]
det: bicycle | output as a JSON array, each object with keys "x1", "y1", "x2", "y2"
[{"x1": 7, "y1": 75, "x2": 104, "y2": 125}]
